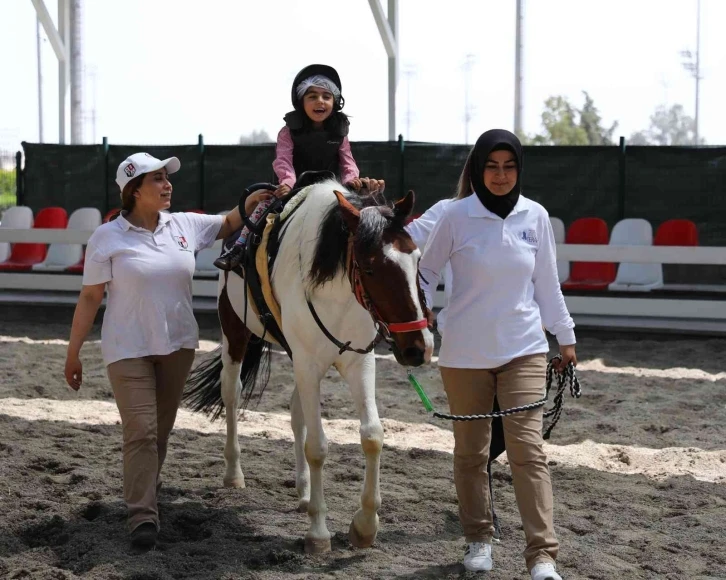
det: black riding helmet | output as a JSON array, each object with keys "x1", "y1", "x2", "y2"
[{"x1": 291, "y1": 64, "x2": 344, "y2": 111}]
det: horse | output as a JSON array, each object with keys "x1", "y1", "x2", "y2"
[{"x1": 184, "y1": 179, "x2": 434, "y2": 554}]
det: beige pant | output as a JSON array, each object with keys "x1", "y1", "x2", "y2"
[
  {"x1": 440, "y1": 354, "x2": 558, "y2": 571},
  {"x1": 107, "y1": 348, "x2": 196, "y2": 533}
]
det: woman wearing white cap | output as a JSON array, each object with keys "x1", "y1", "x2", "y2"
[{"x1": 63, "y1": 152, "x2": 265, "y2": 550}]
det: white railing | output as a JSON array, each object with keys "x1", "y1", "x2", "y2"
[
  {"x1": 1, "y1": 228, "x2": 725, "y2": 265},
  {"x1": 2, "y1": 229, "x2": 726, "y2": 333}
]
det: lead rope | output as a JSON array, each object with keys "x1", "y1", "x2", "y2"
[{"x1": 407, "y1": 355, "x2": 581, "y2": 439}]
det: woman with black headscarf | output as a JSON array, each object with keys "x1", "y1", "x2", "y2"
[{"x1": 418, "y1": 129, "x2": 576, "y2": 580}]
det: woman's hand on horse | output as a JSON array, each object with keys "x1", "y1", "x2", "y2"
[
  {"x1": 244, "y1": 191, "x2": 274, "y2": 215},
  {"x1": 348, "y1": 178, "x2": 386, "y2": 195},
  {"x1": 426, "y1": 309, "x2": 437, "y2": 331},
  {"x1": 64, "y1": 354, "x2": 83, "y2": 391},
  {"x1": 554, "y1": 344, "x2": 577, "y2": 372}
]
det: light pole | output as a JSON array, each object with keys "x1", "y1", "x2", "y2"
[{"x1": 680, "y1": 0, "x2": 702, "y2": 144}]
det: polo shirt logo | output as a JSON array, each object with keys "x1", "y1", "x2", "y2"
[
  {"x1": 174, "y1": 235, "x2": 189, "y2": 250},
  {"x1": 522, "y1": 229, "x2": 538, "y2": 244}
]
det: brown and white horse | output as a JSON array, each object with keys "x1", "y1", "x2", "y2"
[{"x1": 184, "y1": 180, "x2": 434, "y2": 553}]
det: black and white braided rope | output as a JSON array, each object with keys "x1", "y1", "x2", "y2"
[{"x1": 431, "y1": 355, "x2": 581, "y2": 438}]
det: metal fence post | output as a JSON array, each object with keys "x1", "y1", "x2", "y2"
[
  {"x1": 398, "y1": 133, "x2": 405, "y2": 197},
  {"x1": 618, "y1": 136, "x2": 626, "y2": 221},
  {"x1": 15, "y1": 151, "x2": 23, "y2": 206},
  {"x1": 103, "y1": 136, "x2": 109, "y2": 214},
  {"x1": 198, "y1": 134, "x2": 205, "y2": 210}
]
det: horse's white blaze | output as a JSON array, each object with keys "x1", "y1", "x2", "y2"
[
  {"x1": 383, "y1": 244, "x2": 423, "y2": 320},
  {"x1": 383, "y1": 244, "x2": 434, "y2": 361}
]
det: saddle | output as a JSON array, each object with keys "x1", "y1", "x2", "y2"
[{"x1": 223, "y1": 171, "x2": 335, "y2": 360}]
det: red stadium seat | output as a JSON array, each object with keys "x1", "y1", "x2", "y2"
[
  {"x1": 0, "y1": 207, "x2": 68, "y2": 271},
  {"x1": 561, "y1": 217, "x2": 616, "y2": 291},
  {"x1": 654, "y1": 219, "x2": 698, "y2": 246}
]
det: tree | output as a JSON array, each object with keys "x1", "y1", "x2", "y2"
[
  {"x1": 239, "y1": 129, "x2": 273, "y2": 145},
  {"x1": 523, "y1": 91, "x2": 618, "y2": 145},
  {"x1": 629, "y1": 104, "x2": 705, "y2": 146}
]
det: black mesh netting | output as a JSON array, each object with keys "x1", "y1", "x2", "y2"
[
  {"x1": 22, "y1": 143, "x2": 106, "y2": 212},
  {"x1": 202, "y1": 145, "x2": 276, "y2": 214}
]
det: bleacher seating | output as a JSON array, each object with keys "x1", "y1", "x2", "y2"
[
  {"x1": 0, "y1": 207, "x2": 67, "y2": 271},
  {"x1": 549, "y1": 216, "x2": 568, "y2": 283},
  {"x1": 33, "y1": 208, "x2": 102, "y2": 272},
  {"x1": 561, "y1": 217, "x2": 616, "y2": 291},
  {"x1": 608, "y1": 218, "x2": 663, "y2": 292},
  {"x1": 0, "y1": 206, "x2": 33, "y2": 263}
]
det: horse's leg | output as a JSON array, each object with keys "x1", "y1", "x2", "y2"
[
  {"x1": 339, "y1": 354, "x2": 382, "y2": 548},
  {"x1": 219, "y1": 287, "x2": 251, "y2": 488},
  {"x1": 293, "y1": 361, "x2": 331, "y2": 554},
  {"x1": 290, "y1": 385, "x2": 310, "y2": 512}
]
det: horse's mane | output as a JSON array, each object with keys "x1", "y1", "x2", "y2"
[{"x1": 309, "y1": 189, "x2": 407, "y2": 288}]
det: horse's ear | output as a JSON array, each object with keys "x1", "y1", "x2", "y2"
[
  {"x1": 394, "y1": 190, "x2": 415, "y2": 219},
  {"x1": 334, "y1": 190, "x2": 360, "y2": 233}
]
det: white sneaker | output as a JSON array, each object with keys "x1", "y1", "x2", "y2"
[
  {"x1": 463, "y1": 542, "x2": 493, "y2": 572},
  {"x1": 530, "y1": 562, "x2": 562, "y2": 580}
]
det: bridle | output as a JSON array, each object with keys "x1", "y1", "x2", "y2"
[{"x1": 306, "y1": 234, "x2": 429, "y2": 355}]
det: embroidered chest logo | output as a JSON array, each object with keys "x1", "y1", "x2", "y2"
[
  {"x1": 174, "y1": 235, "x2": 191, "y2": 251},
  {"x1": 522, "y1": 229, "x2": 538, "y2": 244},
  {"x1": 124, "y1": 163, "x2": 136, "y2": 178}
]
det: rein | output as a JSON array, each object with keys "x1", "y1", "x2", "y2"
[
  {"x1": 407, "y1": 355, "x2": 581, "y2": 438},
  {"x1": 307, "y1": 234, "x2": 428, "y2": 355}
]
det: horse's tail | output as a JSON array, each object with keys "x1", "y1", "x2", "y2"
[{"x1": 183, "y1": 338, "x2": 271, "y2": 421}]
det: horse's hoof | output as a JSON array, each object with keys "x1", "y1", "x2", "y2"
[
  {"x1": 349, "y1": 521, "x2": 377, "y2": 549},
  {"x1": 223, "y1": 476, "x2": 246, "y2": 489},
  {"x1": 304, "y1": 535, "x2": 331, "y2": 554},
  {"x1": 297, "y1": 498, "x2": 310, "y2": 513}
]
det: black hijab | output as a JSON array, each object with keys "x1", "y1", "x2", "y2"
[{"x1": 469, "y1": 129, "x2": 523, "y2": 219}]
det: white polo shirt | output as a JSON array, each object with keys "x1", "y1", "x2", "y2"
[
  {"x1": 419, "y1": 194, "x2": 576, "y2": 369},
  {"x1": 405, "y1": 199, "x2": 454, "y2": 334},
  {"x1": 82, "y1": 211, "x2": 225, "y2": 366}
]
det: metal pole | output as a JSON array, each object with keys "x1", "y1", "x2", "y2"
[
  {"x1": 514, "y1": 0, "x2": 523, "y2": 136},
  {"x1": 695, "y1": 0, "x2": 700, "y2": 145},
  {"x1": 58, "y1": 0, "x2": 69, "y2": 144},
  {"x1": 36, "y1": 18, "x2": 44, "y2": 143},
  {"x1": 387, "y1": 0, "x2": 398, "y2": 141},
  {"x1": 463, "y1": 54, "x2": 475, "y2": 144},
  {"x1": 16, "y1": 151, "x2": 24, "y2": 206},
  {"x1": 70, "y1": 0, "x2": 83, "y2": 144}
]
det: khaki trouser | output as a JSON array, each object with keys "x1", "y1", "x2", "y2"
[
  {"x1": 440, "y1": 354, "x2": 558, "y2": 571},
  {"x1": 107, "y1": 348, "x2": 196, "y2": 533}
]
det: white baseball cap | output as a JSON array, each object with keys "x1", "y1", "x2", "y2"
[{"x1": 116, "y1": 152, "x2": 181, "y2": 191}]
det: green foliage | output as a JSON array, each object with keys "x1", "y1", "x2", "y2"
[
  {"x1": 523, "y1": 92, "x2": 618, "y2": 146},
  {"x1": 629, "y1": 104, "x2": 705, "y2": 146},
  {"x1": 0, "y1": 169, "x2": 16, "y2": 210}
]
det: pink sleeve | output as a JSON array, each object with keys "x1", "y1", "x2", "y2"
[
  {"x1": 339, "y1": 136, "x2": 360, "y2": 184},
  {"x1": 272, "y1": 126, "x2": 297, "y2": 188}
]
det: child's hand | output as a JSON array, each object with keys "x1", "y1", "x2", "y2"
[
  {"x1": 364, "y1": 178, "x2": 385, "y2": 194},
  {"x1": 345, "y1": 178, "x2": 363, "y2": 191},
  {"x1": 352, "y1": 177, "x2": 386, "y2": 195},
  {"x1": 274, "y1": 184, "x2": 291, "y2": 198}
]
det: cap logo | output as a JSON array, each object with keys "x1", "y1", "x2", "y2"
[{"x1": 124, "y1": 163, "x2": 136, "y2": 178}]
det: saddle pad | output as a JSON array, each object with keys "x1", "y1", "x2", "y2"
[{"x1": 254, "y1": 213, "x2": 284, "y2": 333}]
